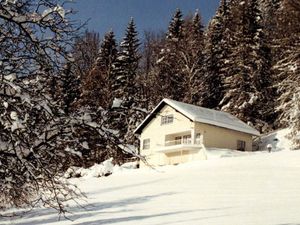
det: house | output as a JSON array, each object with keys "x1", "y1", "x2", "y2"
[{"x1": 134, "y1": 99, "x2": 260, "y2": 167}]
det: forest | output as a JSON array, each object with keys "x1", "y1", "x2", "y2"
[{"x1": 0, "y1": 0, "x2": 299, "y2": 215}]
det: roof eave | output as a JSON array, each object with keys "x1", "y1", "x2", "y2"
[{"x1": 134, "y1": 99, "x2": 166, "y2": 134}]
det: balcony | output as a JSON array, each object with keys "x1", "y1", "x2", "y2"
[{"x1": 156, "y1": 137, "x2": 202, "y2": 153}]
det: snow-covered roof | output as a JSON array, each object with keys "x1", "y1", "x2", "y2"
[{"x1": 134, "y1": 98, "x2": 260, "y2": 136}]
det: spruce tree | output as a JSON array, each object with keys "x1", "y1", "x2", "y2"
[
  {"x1": 166, "y1": 8, "x2": 184, "y2": 41},
  {"x1": 200, "y1": 0, "x2": 229, "y2": 109},
  {"x1": 111, "y1": 18, "x2": 140, "y2": 107},
  {"x1": 219, "y1": 0, "x2": 273, "y2": 131},
  {"x1": 154, "y1": 9, "x2": 185, "y2": 101},
  {"x1": 60, "y1": 62, "x2": 80, "y2": 114},
  {"x1": 96, "y1": 30, "x2": 118, "y2": 108},
  {"x1": 108, "y1": 18, "x2": 143, "y2": 148},
  {"x1": 274, "y1": 0, "x2": 300, "y2": 147},
  {"x1": 182, "y1": 10, "x2": 205, "y2": 104}
]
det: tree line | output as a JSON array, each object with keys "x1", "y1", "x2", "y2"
[{"x1": 72, "y1": 0, "x2": 299, "y2": 146}]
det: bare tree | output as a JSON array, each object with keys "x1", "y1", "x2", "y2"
[
  {"x1": 72, "y1": 30, "x2": 101, "y2": 82},
  {"x1": 0, "y1": 0, "x2": 87, "y2": 214}
]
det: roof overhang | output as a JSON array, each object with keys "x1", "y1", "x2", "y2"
[{"x1": 134, "y1": 99, "x2": 172, "y2": 134}]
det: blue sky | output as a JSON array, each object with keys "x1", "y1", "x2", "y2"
[{"x1": 70, "y1": 0, "x2": 220, "y2": 40}]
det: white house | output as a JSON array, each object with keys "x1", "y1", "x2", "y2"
[{"x1": 134, "y1": 99, "x2": 260, "y2": 167}]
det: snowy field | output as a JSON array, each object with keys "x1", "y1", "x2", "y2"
[{"x1": 2, "y1": 129, "x2": 300, "y2": 225}]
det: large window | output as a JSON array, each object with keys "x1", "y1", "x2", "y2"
[
  {"x1": 161, "y1": 114, "x2": 174, "y2": 125},
  {"x1": 143, "y1": 139, "x2": 150, "y2": 150},
  {"x1": 237, "y1": 140, "x2": 246, "y2": 151}
]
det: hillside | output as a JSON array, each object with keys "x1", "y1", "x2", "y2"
[{"x1": 2, "y1": 130, "x2": 300, "y2": 225}]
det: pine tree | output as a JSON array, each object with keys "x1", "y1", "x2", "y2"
[
  {"x1": 154, "y1": 9, "x2": 186, "y2": 101},
  {"x1": 166, "y1": 8, "x2": 184, "y2": 41},
  {"x1": 274, "y1": 0, "x2": 300, "y2": 147},
  {"x1": 182, "y1": 10, "x2": 205, "y2": 104},
  {"x1": 60, "y1": 62, "x2": 80, "y2": 114},
  {"x1": 108, "y1": 18, "x2": 143, "y2": 148},
  {"x1": 200, "y1": 0, "x2": 229, "y2": 109},
  {"x1": 111, "y1": 18, "x2": 140, "y2": 106},
  {"x1": 219, "y1": 0, "x2": 273, "y2": 131}
]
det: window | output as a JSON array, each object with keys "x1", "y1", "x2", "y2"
[
  {"x1": 143, "y1": 139, "x2": 150, "y2": 150},
  {"x1": 175, "y1": 136, "x2": 182, "y2": 145},
  {"x1": 161, "y1": 114, "x2": 174, "y2": 125},
  {"x1": 195, "y1": 133, "x2": 201, "y2": 144},
  {"x1": 182, "y1": 135, "x2": 191, "y2": 144},
  {"x1": 237, "y1": 140, "x2": 246, "y2": 151}
]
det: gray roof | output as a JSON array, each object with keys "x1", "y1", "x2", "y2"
[{"x1": 134, "y1": 98, "x2": 260, "y2": 136}]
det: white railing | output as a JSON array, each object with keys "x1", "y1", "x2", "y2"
[
  {"x1": 164, "y1": 138, "x2": 202, "y2": 147},
  {"x1": 165, "y1": 138, "x2": 192, "y2": 146}
]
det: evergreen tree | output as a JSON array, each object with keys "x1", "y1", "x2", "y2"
[
  {"x1": 111, "y1": 18, "x2": 140, "y2": 106},
  {"x1": 220, "y1": 0, "x2": 273, "y2": 131},
  {"x1": 274, "y1": 0, "x2": 300, "y2": 147},
  {"x1": 182, "y1": 10, "x2": 205, "y2": 104},
  {"x1": 154, "y1": 9, "x2": 186, "y2": 101},
  {"x1": 108, "y1": 18, "x2": 143, "y2": 147},
  {"x1": 60, "y1": 62, "x2": 80, "y2": 114},
  {"x1": 166, "y1": 8, "x2": 184, "y2": 41},
  {"x1": 200, "y1": 0, "x2": 229, "y2": 109}
]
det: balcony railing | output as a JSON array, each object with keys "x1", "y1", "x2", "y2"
[
  {"x1": 156, "y1": 138, "x2": 202, "y2": 153},
  {"x1": 164, "y1": 138, "x2": 202, "y2": 147}
]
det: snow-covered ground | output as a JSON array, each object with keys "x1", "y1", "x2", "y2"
[{"x1": 2, "y1": 129, "x2": 300, "y2": 225}]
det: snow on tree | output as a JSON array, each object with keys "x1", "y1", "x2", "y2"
[
  {"x1": 60, "y1": 62, "x2": 81, "y2": 114},
  {"x1": 153, "y1": 9, "x2": 186, "y2": 101},
  {"x1": 107, "y1": 18, "x2": 145, "y2": 152},
  {"x1": 166, "y1": 8, "x2": 184, "y2": 41},
  {"x1": 200, "y1": 0, "x2": 229, "y2": 109},
  {"x1": 219, "y1": 0, "x2": 274, "y2": 132},
  {"x1": 111, "y1": 18, "x2": 140, "y2": 103},
  {"x1": 274, "y1": 0, "x2": 300, "y2": 148},
  {"x1": 181, "y1": 11, "x2": 205, "y2": 104},
  {"x1": 0, "y1": 0, "x2": 103, "y2": 214}
]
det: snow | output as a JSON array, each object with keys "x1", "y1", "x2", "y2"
[
  {"x1": 81, "y1": 141, "x2": 89, "y2": 149},
  {"x1": 118, "y1": 144, "x2": 137, "y2": 154},
  {"x1": 1, "y1": 130, "x2": 300, "y2": 225},
  {"x1": 65, "y1": 159, "x2": 115, "y2": 179},
  {"x1": 11, "y1": 120, "x2": 25, "y2": 132},
  {"x1": 4, "y1": 74, "x2": 16, "y2": 82},
  {"x1": 288, "y1": 64, "x2": 297, "y2": 73},
  {"x1": 10, "y1": 111, "x2": 18, "y2": 120},
  {"x1": 3, "y1": 150, "x2": 300, "y2": 224},
  {"x1": 258, "y1": 128, "x2": 293, "y2": 152},
  {"x1": 112, "y1": 98, "x2": 123, "y2": 108},
  {"x1": 5, "y1": 0, "x2": 16, "y2": 4},
  {"x1": 248, "y1": 93, "x2": 258, "y2": 105},
  {"x1": 65, "y1": 146, "x2": 82, "y2": 157},
  {"x1": 42, "y1": 5, "x2": 65, "y2": 19}
]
